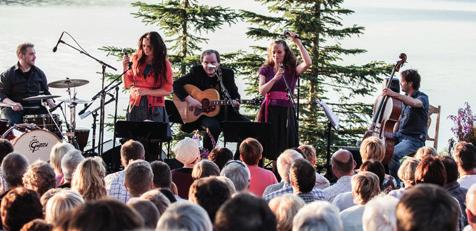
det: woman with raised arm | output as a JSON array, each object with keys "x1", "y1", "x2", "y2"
[
  {"x1": 122, "y1": 31, "x2": 173, "y2": 122},
  {"x1": 257, "y1": 32, "x2": 312, "y2": 160}
]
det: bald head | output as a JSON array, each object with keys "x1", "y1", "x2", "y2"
[
  {"x1": 331, "y1": 149, "x2": 355, "y2": 177},
  {"x1": 467, "y1": 185, "x2": 476, "y2": 227}
]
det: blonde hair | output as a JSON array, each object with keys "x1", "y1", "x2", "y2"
[
  {"x1": 351, "y1": 171, "x2": 380, "y2": 205},
  {"x1": 269, "y1": 194, "x2": 305, "y2": 231},
  {"x1": 397, "y1": 157, "x2": 420, "y2": 187},
  {"x1": 298, "y1": 145, "x2": 317, "y2": 166},
  {"x1": 45, "y1": 190, "x2": 84, "y2": 224},
  {"x1": 49, "y1": 142, "x2": 75, "y2": 175},
  {"x1": 360, "y1": 137, "x2": 385, "y2": 162},
  {"x1": 71, "y1": 157, "x2": 106, "y2": 201},
  {"x1": 22, "y1": 160, "x2": 56, "y2": 196},
  {"x1": 414, "y1": 146, "x2": 437, "y2": 160},
  {"x1": 192, "y1": 160, "x2": 220, "y2": 180}
]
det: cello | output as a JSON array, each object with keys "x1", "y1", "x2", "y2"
[{"x1": 365, "y1": 53, "x2": 407, "y2": 164}]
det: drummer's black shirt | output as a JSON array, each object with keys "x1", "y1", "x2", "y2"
[{"x1": 0, "y1": 63, "x2": 51, "y2": 107}]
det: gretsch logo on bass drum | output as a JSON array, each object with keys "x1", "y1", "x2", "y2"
[{"x1": 29, "y1": 136, "x2": 49, "y2": 153}]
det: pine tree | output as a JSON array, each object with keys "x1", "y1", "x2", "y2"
[{"x1": 239, "y1": 0, "x2": 392, "y2": 166}]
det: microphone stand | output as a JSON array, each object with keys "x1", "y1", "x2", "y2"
[
  {"x1": 216, "y1": 68, "x2": 233, "y2": 121},
  {"x1": 56, "y1": 38, "x2": 116, "y2": 156},
  {"x1": 281, "y1": 70, "x2": 298, "y2": 148}
]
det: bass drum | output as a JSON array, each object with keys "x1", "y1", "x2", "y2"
[{"x1": 11, "y1": 128, "x2": 61, "y2": 163}]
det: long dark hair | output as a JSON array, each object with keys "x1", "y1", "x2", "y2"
[
  {"x1": 264, "y1": 40, "x2": 297, "y2": 73},
  {"x1": 133, "y1": 31, "x2": 168, "y2": 84}
]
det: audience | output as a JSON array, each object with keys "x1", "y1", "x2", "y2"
[
  {"x1": 1, "y1": 187, "x2": 43, "y2": 231},
  {"x1": 0, "y1": 139, "x2": 13, "y2": 194},
  {"x1": 240, "y1": 138, "x2": 277, "y2": 196},
  {"x1": 140, "y1": 188, "x2": 171, "y2": 215},
  {"x1": 289, "y1": 159, "x2": 317, "y2": 203},
  {"x1": 192, "y1": 160, "x2": 220, "y2": 180},
  {"x1": 208, "y1": 147, "x2": 233, "y2": 170},
  {"x1": 388, "y1": 157, "x2": 419, "y2": 199},
  {"x1": 19, "y1": 219, "x2": 52, "y2": 231},
  {"x1": 189, "y1": 176, "x2": 231, "y2": 221},
  {"x1": 414, "y1": 146, "x2": 437, "y2": 160},
  {"x1": 124, "y1": 160, "x2": 153, "y2": 198},
  {"x1": 465, "y1": 185, "x2": 476, "y2": 231},
  {"x1": 157, "y1": 201, "x2": 212, "y2": 231},
  {"x1": 323, "y1": 149, "x2": 355, "y2": 202},
  {"x1": 44, "y1": 190, "x2": 84, "y2": 225},
  {"x1": 396, "y1": 184, "x2": 460, "y2": 231},
  {"x1": 127, "y1": 198, "x2": 159, "y2": 229},
  {"x1": 292, "y1": 200, "x2": 343, "y2": 231},
  {"x1": 59, "y1": 149, "x2": 84, "y2": 188},
  {"x1": 22, "y1": 161, "x2": 56, "y2": 197},
  {"x1": 454, "y1": 142, "x2": 476, "y2": 189},
  {"x1": 172, "y1": 137, "x2": 201, "y2": 199},
  {"x1": 105, "y1": 139, "x2": 145, "y2": 203},
  {"x1": 360, "y1": 136, "x2": 385, "y2": 162},
  {"x1": 362, "y1": 195, "x2": 398, "y2": 231},
  {"x1": 440, "y1": 155, "x2": 468, "y2": 225},
  {"x1": 414, "y1": 156, "x2": 447, "y2": 187},
  {"x1": 71, "y1": 157, "x2": 106, "y2": 201},
  {"x1": 268, "y1": 194, "x2": 305, "y2": 231},
  {"x1": 220, "y1": 160, "x2": 250, "y2": 192},
  {"x1": 1, "y1": 153, "x2": 29, "y2": 191},
  {"x1": 297, "y1": 144, "x2": 317, "y2": 167},
  {"x1": 49, "y1": 142, "x2": 75, "y2": 186},
  {"x1": 264, "y1": 149, "x2": 302, "y2": 196},
  {"x1": 215, "y1": 193, "x2": 277, "y2": 231}
]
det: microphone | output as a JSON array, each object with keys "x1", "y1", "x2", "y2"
[
  {"x1": 52, "y1": 32, "x2": 65, "y2": 53},
  {"x1": 123, "y1": 49, "x2": 132, "y2": 70},
  {"x1": 283, "y1": 30, "x2": 300, "y2": 39},
  {"x1": 207, "y1": 64, "x2": 217, "y2": 69}
]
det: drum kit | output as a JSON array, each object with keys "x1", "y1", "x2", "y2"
[{"x1": 0, "y1": 78, "x2": 90, "y2": 163}]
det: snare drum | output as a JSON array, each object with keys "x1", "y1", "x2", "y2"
[
  {"x1": 3, "y1": 125, "x2": 61, "y2": 163},
  {"x1": 23, "y1": 114, "x2": 62, "y2": 137}
]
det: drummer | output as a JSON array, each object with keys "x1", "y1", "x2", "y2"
[{"x1": 0, "y1": 42, "x2": 56, "y2": 125}]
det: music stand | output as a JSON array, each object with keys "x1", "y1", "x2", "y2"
[
  {"x1": 114, "y1": 121, "x2": 171, "y2": 161},
  {"x1": 221, "y1": 121, "x2": 273, "y2": 159},
  {"x1": 315, "y1": 100, "x2": 340, "y2": 178}
]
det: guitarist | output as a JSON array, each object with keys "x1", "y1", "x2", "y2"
[
  {"x1": 381, "y1": 69, "x2": 429, "y2": 179},
  {"x1": 173, "y1": 49, "x2": 249, "y2": 152}
]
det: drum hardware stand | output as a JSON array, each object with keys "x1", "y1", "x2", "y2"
[
  {"x1": 53, "y1": 32, "x2": 116, "y2": 155},
  {"x1": 40, "y1": 99, "x2": 64, "y2": 140}
]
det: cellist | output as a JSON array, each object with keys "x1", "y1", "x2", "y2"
[{"x1": 382, "y1": 69, "x2": 429, "y2": 179}]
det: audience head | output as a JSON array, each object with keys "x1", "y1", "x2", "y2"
[
  {"x1": 396, "y1": 184, "x2": 459, "y2": 231},
  {"x1": 19, "y1": 219, "x2": 52, "y2": 231},
  {"x1": 124, "y1": 160, "x2": 153, "y2": 197},
  {"x1": 414, "y1": 146, "x2": 437, "y2": 160},
  {"x1": 331, "y1": 149, "x2": 355, "y2": 177},
  {"x1": 71, "y1": 157, "x2": 106, "y2": 201},
  {"x1": 173, "y1": 137, "x2": 200, "y2": 167},
  {"x1": 453, "y1": 141, "x2": 476, "y2": 173},
  {"x1": 158, "y1": 188, "x2": 177, "y2": 203},
  {"x1": 220, "y1": 160, "x2": 250, "y2": 191},
  {"x1": 216, "y1": 176, "x2": 237, "y2": 195},
  {"x1": 277, "y1": 149, "x2": 303, "y2": 183},
  {"x1": 466, "y1": 184, "x2": 476, "y2": 228},
  {"x1": 352, "y1": 171, "x2": 380, "y2": 205},
  {"x1": 397, "y1": 157, "x2": 419, "y2": 188},
  {"x1": 415, "y1": 156, "x2": 447, "y2": 186},
  {"x1": 150, "y1": 160, "x2": 172, "y2": 189},
  {"x1": 292, "y1": 201, "x2": 343, "y2": 231},
  {"x1": 360, "y1": 137, "x2": 385, "y2": 162},
  {"x1": 439, "y1": 155, "x2": 459, "y2": 184},
  {"x1": 67, "y1": 199, "x2": 143, "y2": 231},
  {"x1": 192, "y1": 159, "x2": 220, "y2": 180},
  {"x1": 40, "y1": 188, "x2": 63, "y2": 209},
  {"x1": 0, "y1": 138, "x2": 14, "y2": 162},
  {"x1": 189, "y1": 176, "x2": 232, "y2": 221},
  {"x1": 289, "y1": 159, "x2": 315, "y2": 194},
  {"x1": 61, "y1": 149, "x2": 85, "y2": 183},
  {"x1": 208, "y1": 147, "x2": 233, "y2": 170},
  {"x1": 215, "y1": 193, "x2": 277, "y2": 231},
  {"x1": 362, "y1": 195, "x2": 398, "y2": 231},
  {"x1": 360, "y1": 160, "x2": 385, "y2": 189},
  {"x1": 45, "y1": 190, "x2": 84, "y2": 224},
  {"x1": 22, "y1": 161, "x2": 56, "y2": 196},
  {"x1": 157, "y1": 201, "x2": 212, "y2": 231},
  {"x1": 127, "y1": 198, "x2": 159, "y2": 229},
  {"x1": 1, "y1": 187, "x2": 43, "y2": 231},
  {"x1": 140, "y1": 188, "x2": 171, "y2": 215},
  {"x1": 1, "y1": 152, "x2": 29, "y2": 188},
  {"x1": 297, "y1": 145, "x2": 317, "y2": 167},
  {"x1": 268, "y1": 194, "x2": 305, "y2": 231},
  {"x1": 49, "y1": 142, "x2": 75, "y2": 175},
  {"x1": 239, "y1": 138, "x2": 264, "y2": 166},
  {"x1": 120, "y1": 139, "x2": 145, "y2": 167}
]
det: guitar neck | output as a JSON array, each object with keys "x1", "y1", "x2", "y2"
[{"x1": 209, "y1": 99, "x2": 254, "y2": 106}]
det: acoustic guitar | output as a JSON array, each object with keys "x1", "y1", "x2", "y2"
[{"x1": 173, "y1": 84, "x2": 261, "y2": 124}]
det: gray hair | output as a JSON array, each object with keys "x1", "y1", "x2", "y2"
[
  {"x1": 220, "y1": 160, "x2": 250, "y2": 191},
  {"x1": 362, "y1": 195, "x2": 398, "y2": 231},
  {"x1": 45, "y1": 190, "x2": 84, "y2": 224},
  {"x1": 61, "y1": 149, "x2": 84, "y2": 182},
  {"x1": 1, "y1": 152, "x2": 29, "y2": 188},
  {"x1": 127, "y1": 198, "x2": 159, "y2": 230},
  {"x1": 269, "y1": 194, "x2": 305, "y2": 231},
  {"x1": 49, "y1": 142, "x2": 75, "y2": 174},
  {"x1": 157, "y1": 201, "x2": 213, "y2": 231},
  {"x1": 292, "y1": 201, "x2": 343, "y2": 231},
  {"x1": 277, "y1": 149, "x2": 303, "y2": 182}
]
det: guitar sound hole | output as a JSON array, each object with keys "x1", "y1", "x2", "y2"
[{"x1": 202, "y1": 99, "x2": 212, "y2": 112}]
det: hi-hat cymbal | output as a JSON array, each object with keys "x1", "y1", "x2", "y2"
[
  {"x1": 23, "y1": 95, "x2": 60, "y2": 101},
  {"x1": 60, "y1": 98, "x2": 91, "y2": 104},
  {"x1": 48, "y1": 79, "x2": 89, "y2": 88}
]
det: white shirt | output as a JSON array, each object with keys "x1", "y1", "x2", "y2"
[
  {"x1": 323, "y1": 175, "x2": 352, "y2": 202},
  {"x1": 458, "y1": 174, "x2": 476, "y2": 189},
  {"x1": 340, "y1": 205, "x2": 365, "y2": 231},
  {"x1": 104, "y1": 170, "x2": 130, "y2": 203},
  {"x1": 332, "y1": 191, "x2": 355, "y2": 211}
]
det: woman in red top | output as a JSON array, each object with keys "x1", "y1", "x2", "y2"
[{"x1": 122, "y1": 31, "x2": 173, "y2": 122}]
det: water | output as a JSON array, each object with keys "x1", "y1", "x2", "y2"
[{"x1": 1, "y1": 0, "x2": 475, "y2": 152}]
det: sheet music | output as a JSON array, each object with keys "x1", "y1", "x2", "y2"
[{"x1": 315, "y1": 99, "x2": 339, "y2": 130}]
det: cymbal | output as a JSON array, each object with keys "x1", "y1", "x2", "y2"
[
  {"x1": 23, "y1": 95, "x2": 60, "y2": 101},
  {"x1": 60, "y1": 98, "x2": 91, "y2": 104},
  {"x1": 48, "y1": 79, "x2": 89, "y2": 88}
]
